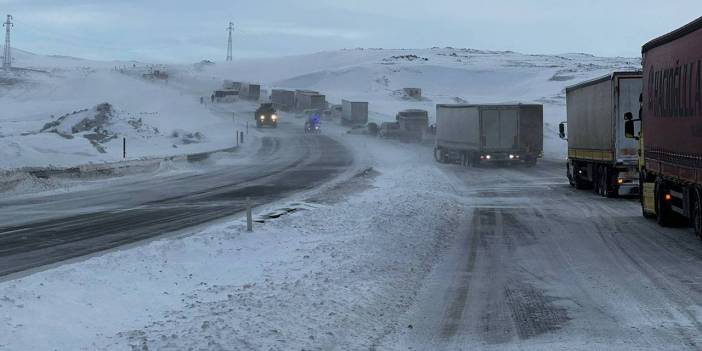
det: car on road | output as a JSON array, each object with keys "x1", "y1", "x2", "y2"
[{"x1": 255, "y1": 103, "x2": 278, "y2": 128}]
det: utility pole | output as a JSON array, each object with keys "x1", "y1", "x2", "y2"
[
  {"x1": 2, "y1": 15, "x2": 12, "y2": 70},
  {"x1": 226, "y1": 22, "x2": 234, "y2": 62}
]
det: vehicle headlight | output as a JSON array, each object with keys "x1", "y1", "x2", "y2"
[
  {"x1": 486, "y1": 155, "x2": 491, "y2": 160},
  {"x1": 509, "y1": 154, "x2": 515, "y2": 159},
  {"x1": 272, "y1": 115, "x2": 277, "y2": 120},
  {"x1": 260, "y1": 116, "x2": 265, "y2": 120}
]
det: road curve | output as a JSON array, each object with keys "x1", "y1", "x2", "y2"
[{"x1": 0, "y1": 123, "x2": 353, "y2": 277}]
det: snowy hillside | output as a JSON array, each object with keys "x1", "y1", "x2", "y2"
[
  {"x1": 0, "y1": 51, "x2": 247, "y2": 170},
  {"x1": 0, "y1": 47, "x2": 640, "y2": 170}
]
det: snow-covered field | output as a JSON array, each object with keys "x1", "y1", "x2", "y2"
[
  {"x1": 1, "y1": 47, "x2": 639, "y2": 171},
  {"x1": 0, "y1": 50, "x2": 252, "y2": 170}
]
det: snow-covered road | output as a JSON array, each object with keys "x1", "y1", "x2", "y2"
[
  {"x1": 0, "y1": 120, "x2": 352, "y2": 277},
  {"x1": 1, "y1": 128, "x2": 701, "y2": 350},
  {"x1": 387, "y1": 161, "x2": 702, "y2": 350}
]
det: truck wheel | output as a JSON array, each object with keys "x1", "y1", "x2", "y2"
[
  {"x1": 694, "y1": 190, "x2": 702, "y2": 240},
  {"x1": 605, "y1": 168, "x2": 617, "y2": 198},
  {"x1": 567, "y1": 163, "x2": 575, "y2": 187},
  {"x1": 656, "y1": 180, "x2": 674, "y2": 227},
  {"x1": 434, "y1": 147, "x2": 445, "y2": 163},
  {"x1": 574, "y1": 166, "x2": 587, "y2": 190},
  {"x1": 525, "y1": 156, "x2": 537, "y2": 167}
]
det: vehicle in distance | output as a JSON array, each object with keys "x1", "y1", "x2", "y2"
[
  {"x1": 560, "y1": 71, "x2": 642, "y2": 197},
  {"x1": 255, "y1": 103, "x2": 278, "y2": 128},
  {"x1": 626, "y1": 15, "x2": 702, "y2": 238},
  {"x1": 434, "y1": 104, "x2": 543, "y2": 166}
]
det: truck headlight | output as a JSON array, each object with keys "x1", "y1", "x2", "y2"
[
  {"x1": 260, "y1": 116, "x2": 265, "y2": 121},
  {"x1": 272, "y1": 115, "x2": 277, "y2": 120}
]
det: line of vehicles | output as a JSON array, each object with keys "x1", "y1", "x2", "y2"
[
  {"x1": 431, "y1": 16, "x2": 701, "y2": 239},
  {"x1": 244, "y1": 16, "x2": 702, "y2": 239},
  {"x1": 557, "y1": 16, "x2": 702, "y2": 238}
]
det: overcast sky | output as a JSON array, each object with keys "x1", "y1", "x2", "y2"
[{"x1": 1, "y1": 0, "x2": 701, "y2": 62}]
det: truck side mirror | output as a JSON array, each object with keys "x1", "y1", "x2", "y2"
[
  {"x1": 624, "y1": 113, "x2": 635, "y2": 139},
  {"x1": 558, "y1": 122, "x2": 567, "y2": 140}
]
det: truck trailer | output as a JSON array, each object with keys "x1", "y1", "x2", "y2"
[
  {"x1": 560, "y1": 71, "x2": 642, "y2": 197},
  {"x1": 626, "y1": 16, "x2": 702, "y2": 237},
  {"x1": 240, "y1": 83, "x2": 261, "y2": 101},
  {"x1": 271, "y1": 89, "x2": 295, "y2": 111},
  {"x1": 396, "y1": 109, "x2": 429, "y2": 142},
  {"x1": 434, "y1": 104, "x2": 543, "y2": 166},
  {"x1": 341, "y1": 100, "x2": 369, "y2": 126}
]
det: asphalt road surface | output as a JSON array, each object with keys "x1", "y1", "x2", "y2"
[
  {"x1": 0, "y1": 122, "x2": 352, "y2": 277},
  {"x1": 393, "y1": 161, "x2": 702, "y2": 350}
]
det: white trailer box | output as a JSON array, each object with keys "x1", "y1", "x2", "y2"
[{"x1": 342, "y1": 100, "x2": 369, "y2": 126}]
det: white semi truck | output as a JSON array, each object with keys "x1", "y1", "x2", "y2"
[
  {"x1": 559, "y1": 71, "x2": 642, "y2": 197},
  {"x1": 435, "y1": 104, "x2": 543, "y2": 166}
]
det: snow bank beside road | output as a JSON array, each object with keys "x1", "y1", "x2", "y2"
[{"x1": 0, "y1": 132, "x2": 465, "y2": 350}]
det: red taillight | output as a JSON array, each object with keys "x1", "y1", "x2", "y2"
[{"x1": 664, "y1": 194, "x2": 672, "y2": 201}]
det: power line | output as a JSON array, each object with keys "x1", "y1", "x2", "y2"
[
  {"x1": 226, "y1": 22, "x2": 234, "y2": 61},
  {"x1": 3, "y1": 14, "x2": 13, "y2": 69}
]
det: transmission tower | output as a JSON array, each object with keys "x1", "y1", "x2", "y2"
[
  {"x1": 226, "y1": 22, "x2": 234, "y2": 62},
  {"x1": 2, "y1": 14, "x2": 12, "y2": 70}
]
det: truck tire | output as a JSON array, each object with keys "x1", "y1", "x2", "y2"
[
  {"x1": 599, "y1": 167, "x2": 608, "y2": 197},
  {"x1": 525, "y1": 156, "x2": 537, "y2": 167},
  {"x1": 656, "y1": 180, "x2": 674, "y2": 227},
  {"x1": 605, "y1": 168, "x2": 617, "y2": 198},
  {"x1": 567, "y1": 163, "x2": 575, "y2": 187},
  {"x1": 593, "y1": 166, "x2": 602, "y2": 195},
  {"x1": 694, "y1": 190, "x2": 702, "y2": 240},
  {"x1": 434, "y1": 147, "x2": 445, "y2": 163},
  {"x1": 574, "y1": 165, "x2": 588, "y2": 190}
]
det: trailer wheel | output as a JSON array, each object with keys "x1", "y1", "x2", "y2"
[
  {"x1": 574, "y1": 165, "x2": 588, "y2": 190},
  {"x1": 567, "y1": 163, "x2": 575, "y2": 187},
  {"x1": 434, "y1": 147, "x2": 445, "y2": 163},
  {"x1": 693, "y1": 190, "x2": 702, "y2": 240},
  {"x1": 656, "y1": 180, "x2": 674, "y2": 227}
]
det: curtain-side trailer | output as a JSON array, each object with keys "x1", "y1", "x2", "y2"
[{"x1": 626, "y1": 16, "x2": 702, "y2": 238}]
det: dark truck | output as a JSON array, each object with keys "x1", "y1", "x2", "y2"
[
  {"x1": 255, "y1": 103, "x2": 278, "y2": 128},
  {"x1": 625, "y1": 16, "x2": 702, "y2": 237},
  {"x1": 434, "y1": 104, "x2": 543, "y2": 166}
]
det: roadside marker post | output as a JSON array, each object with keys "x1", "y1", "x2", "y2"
[
  {"x1": 240, "y1": 131, "x2": 244, "y2": 144},
  {"x1": 246, "y1": 197, "x2": 253, "y2": 232},
  {"x1": 122, "y1": 138, "x2": 126, "y2": 159}
]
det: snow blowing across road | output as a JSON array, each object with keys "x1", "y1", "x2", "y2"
[{"x1": 0, "y1": 130, "x2": 463, "y2": 350}]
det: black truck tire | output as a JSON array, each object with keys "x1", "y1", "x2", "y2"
[
  {"x1": 434, "y1": 147, "x2": 445, "y2": 163},
  {"x1": 693, "y1": 190, "x2": 702, "y2": 240},
  {"x1": 567, "y1": 163, "x2": 575, "y2": 187},
  {"x1": 574, "y1": 164, "x2": 589, "y2": 190},
  {"x1": 656, "y1": 180, "x2": 675, "y2": 227}
]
